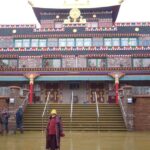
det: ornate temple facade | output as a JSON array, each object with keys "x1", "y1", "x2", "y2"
[{"x1": 0, "y1": 1, "x2": 150, "y2": 104}]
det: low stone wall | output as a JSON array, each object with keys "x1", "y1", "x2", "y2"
[{"x1": 133, "y1": 96, "x2": 150, "y2": 131}]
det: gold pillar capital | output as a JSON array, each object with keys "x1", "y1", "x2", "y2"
[
  {"x1": 108, "y1": 72, "x2": 125, "y2": 84},
  {"x1": 24, "y1": 73, "x2": 39, "y2": 84}
]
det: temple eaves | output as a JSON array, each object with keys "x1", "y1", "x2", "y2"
[{"x1": 28, "y1": 0, "x2": 124, "y2": 9}]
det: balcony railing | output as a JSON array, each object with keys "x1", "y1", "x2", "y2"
[{"x1": 0, "y1": 46, "x2": 150, "y2": 51}]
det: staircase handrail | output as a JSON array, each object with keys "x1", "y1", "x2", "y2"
[
  {"x1": 70, "y1": 91, "x2": 74, "y2": 122},
  {"x1": 21, "y1": 92, "x2": 29, "y2": 112},
  {"x1": 119, "y1": 97, "x2": 128, "y2": 128},
  {"x1": 41, "y1": 91, "x2": 51, "y2": 133},
  {"x1": 94, "y1": 92, "x2": 100, "y2": 119},
  {"x1": 42, "y1": 91, "x2": 51, "y2": 118}
]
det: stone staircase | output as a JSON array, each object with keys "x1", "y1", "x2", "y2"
[{"x1": 23, "y1": 103, "x2": 126, "y2": 131}]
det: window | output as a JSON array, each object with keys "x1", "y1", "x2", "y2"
[
  {"x1": 47, "y1": 38, "x2": 58, "y2": 47},
  {"x1": 43, "y1": 59, "x2": 61, "y2": 68},
  {"x1": 138, "y1": 38, "x2": 143, "y2": 46},
  {"x1": 31, "y1": 39, "x2": 39, "y2": 47},
  {"x1": 0, "y1": 39, "x2": 13, "y2": 48},
  {"x1": 107, "y1": 58, "x2": 132, "y2": 67},
  {"x1": 0, "y1": 39, "x2": 5, "y2": 47},
  {"x1": 112, "y1": 38, "x2": 120, "y2": 46},
  {"x1": 76, "y1": 38, "x2": 84, "y2": 46},
  {"x1": 53, "y1": 59, "x2": 61, "y2": 67},
  {"x1": 87, "y1": 58, "x2": 106, "y2": 67},
  {"x1": 142, "y1": 38, "x2": 150, "y2": 46},
  {"x1": 19, "y1": 58, "x2": 42, "y2": 68},
  {"x1": 104, "y1": 38, "x2": 112, "y2": 46},
  {"x1": 22, "y1": 39, "x2": 30, "y2": 47},
  {"x1": 88, "y1": 59, "x2": 96, "y2": 67},
  {"x1": 84, "y1": 38, "x2": 92, "y2": 46},
  {"x1": 133, "y1": 58, "x2": 142, "y2": 67},
  {"x1": 121, "y1": 38, "x2": 138, "y2": 46},
  {"x1": 93, "y1": 38, "x2": 103, "y2": 46},
  {"x1": 97, "y1": 59, "x2": 107, "y2": 67},
  {"x1": 143, "y1": 58, "x2": 150, "y2": 67},
  {"x1": 121, "y1": 38, "x2": 128, "y2": 46},
  {"x1": 58, "y1": 38, "x2": 92, "y2": 47},
  {"x1": 76, "y1": 38, "x2": 92, "y2": 47},
  {"x1": 0, "y1": 59, "x2": 18, "y2": 68},
  {"x1": 66, "y1": 38, "x2": 75, "y2": 47},
  {"x1": 129, "y1": 38, "x2": 137, "y2": 46},
  {"x1": 39, "y1": 39, "x2": 47, "y2": 47},
  {"x1": 59, "y1": 39, "x2": 66, "y2": 47},
  {"x1": 133, "y1": 58, "x2": 150, "y2": 67},
  {"x1": 15, "y1": 39, "x2": 22, "y2": 47}
]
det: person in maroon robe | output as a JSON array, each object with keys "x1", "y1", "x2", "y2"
[{"x1": 46, "y1": 109, "x2": 65, "y2": 150}]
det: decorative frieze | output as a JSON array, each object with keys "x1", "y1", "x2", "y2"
[
  {"x1": 0, "y1": 24, "x2": 36, "y2": 28},
  {"x1": 85, "y1": 26, "x2": 117, "y2": 31},
  {"x1": 1, "y1": 46, "x2": 150, "y2": 52},
  {"x1": 33, "y1": 28, "x2": 65, "y2": 32},
  {"x1": 115, "y1": 22, "x2": 150, "y2": 27}
]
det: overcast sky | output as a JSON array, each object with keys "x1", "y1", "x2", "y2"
[{"x1": 0, "y1": 0, "x2": 149, "y2": 26}]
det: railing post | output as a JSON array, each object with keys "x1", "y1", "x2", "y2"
[
  {"x1": 118, "y1": 96, "x2": 128, "y2": 129},
  {"x1": 94, "y1": 92, "x2": 100, "y2": 119},
  {"x1": 94, "y1": 92, "x2": 100, "y2": 131},
  {"x1": 70, "y1": 91, "x2": 74, "y2": 131}
]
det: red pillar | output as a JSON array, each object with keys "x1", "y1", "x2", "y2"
[
  {"x1": 115, "y1": 75, "x2": 119, "y2": 105},
  {"x1": 109, "y1": 72, "x2": 124, "y2": 105},
  {"x1": 29, "y1": 82, "x2": 33, "y2": 104},
  {"x1": 24, "y1": 73, "x2": 39, "y2": 104},
  {"x1": 115, "y1": 82, "x2": 119, "y2": 104}
]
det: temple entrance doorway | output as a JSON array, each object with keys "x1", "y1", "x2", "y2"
[
  {"x1": 89, "y1": 82, "x2": 105, "y2": 103},
  {"x1": 45, "y1": 83, "x2": 60, "y2": 103},
  {"x1": 61, "y1": 82, "x2": 87, "y2": 104}
]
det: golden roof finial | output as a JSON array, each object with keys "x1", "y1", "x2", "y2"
[
  {"x1": 28, "y1": 0, "x2": 34, "y2": 7},
  {"x1": 118, "y1": 0, "x2": 124, "y2": 4}
]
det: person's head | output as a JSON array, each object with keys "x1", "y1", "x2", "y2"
[
  {"x1": 19, "y1": 106, "x2": 23, "y2": 109},
  {"x1": 50, "y1": 109, "x2": 57, "y2": 117},
  {"x1": 17, "y1": 106, "x2": 23, "y2": 113}
]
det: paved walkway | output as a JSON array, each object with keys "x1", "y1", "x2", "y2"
[{"x1": 0, "y1": 131, "x2": 150, "y2": 150}]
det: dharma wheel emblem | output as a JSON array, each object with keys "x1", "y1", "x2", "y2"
[
  {"x1": 64, "y1": 7, "x2": 86, "y2": 24},
  {"x1": 69, "y1": 8, "x2": 81, "y2": 22}
]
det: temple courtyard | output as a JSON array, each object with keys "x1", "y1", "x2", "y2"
[{"x1": 0, "y1": 131, "x2": 150, "y2": 150}]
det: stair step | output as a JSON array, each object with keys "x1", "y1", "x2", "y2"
[{"x1": 23, "y1": 104, "x2": 126, "y2": 131}]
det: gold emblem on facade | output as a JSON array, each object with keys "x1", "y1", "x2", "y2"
[
  {"x1": 64, "y1": 7, "x2": 86, "y2": 24},
  {"x1": 69, "y1": 8, "x2": 81, "y2": 22}
]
